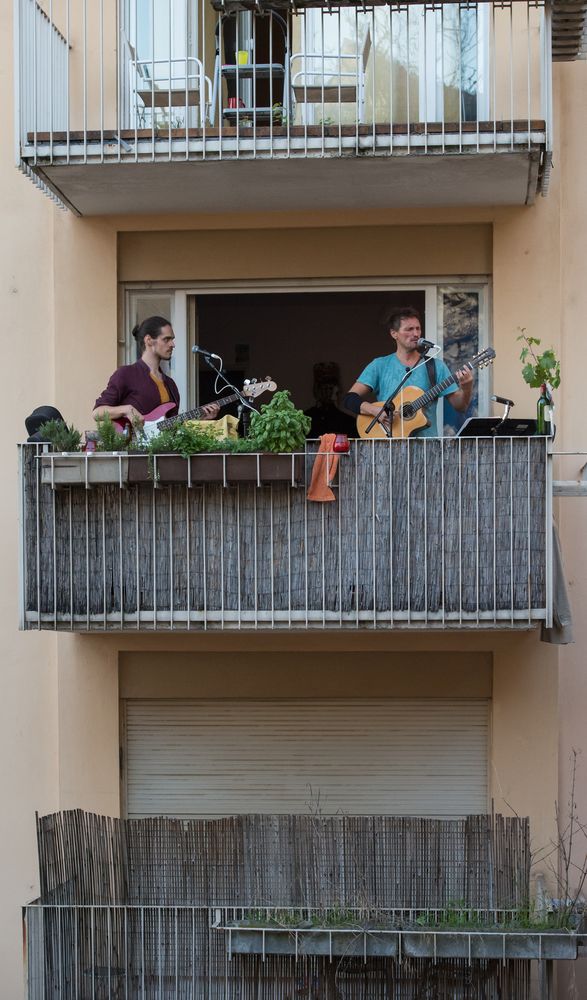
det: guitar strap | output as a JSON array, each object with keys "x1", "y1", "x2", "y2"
[{"x1": 425, "y1": 356, "x2": 437, "y2": 391}]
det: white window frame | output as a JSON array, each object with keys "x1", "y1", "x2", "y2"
[{"x1": 124, "y1": 288, "x2": 188, "y2": 408}]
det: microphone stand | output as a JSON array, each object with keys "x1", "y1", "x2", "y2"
[
  {"x1": 199, "y1": 352, "x2": 255, "y2": 425},
  {"x1": 490, "y1": 395, "x2": 514, "y2": 434},
  {"x1": 364, "y1": 348, "x2": 441, "y2": 437}
]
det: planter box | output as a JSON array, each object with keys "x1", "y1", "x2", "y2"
[
  {"x1": 39, "y1": 452, "x2": 305, "y2": 487},
  {"x1": 41, "y1": 453, "x2": 129, "y2": 486},
  {"x1": 128, "y1": 453, "x2": 305, "y2": 486},
  {"x1": 227, "y1": 927, "x2": 398, "y2": 958},
  {"x1": 224, "y1": 926, "x2": 580, "y2": 961},
  {"x1": 401, "y1": 929, "x2": 579, "y2": 960}
]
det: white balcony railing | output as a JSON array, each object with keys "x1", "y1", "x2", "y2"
[
  {"x1": 19, "y1": 438, "x2": 552, "y2": 632},
  {"x1": 15, "y1": 0, "x2": 553, "y2": 209}
]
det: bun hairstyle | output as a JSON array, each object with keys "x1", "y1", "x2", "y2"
[{"x1": 132, "y1": 315, "x2": 171, "y2": 353}]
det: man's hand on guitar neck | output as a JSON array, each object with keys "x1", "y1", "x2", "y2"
[
  {"x1": 451, "y1": 366, "x2": 474, "y2": 412},
  {"x1": 199, "y1": 402, "x2": 221, "y2": 420}
]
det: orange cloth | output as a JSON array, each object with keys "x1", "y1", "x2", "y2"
[{"x1": 307, "y1": 434, "x2": 339, "y2": 502}]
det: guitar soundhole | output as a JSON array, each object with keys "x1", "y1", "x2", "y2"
[{"x1": 401, "y1": 403, "x2": 415, "y2": 420}]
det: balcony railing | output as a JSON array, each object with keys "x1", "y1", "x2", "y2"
[
  {"x1": 19, "y1": 437, "x2": 552, "y2": 632},
  {"x1": 25, "y1": 810, "x2": 587, "y2": 998},
  {"x1": 15, "y1": 0, "x2": 553, "y2": 212}
]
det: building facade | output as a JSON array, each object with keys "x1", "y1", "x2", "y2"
[{"x1": 3, "y1": 0, "x2": 587, "y2": 995}]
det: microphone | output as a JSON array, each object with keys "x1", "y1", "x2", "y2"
[
  {"x1": 192, "y1": 345, "x2": 222, "y2": 361},
  {"x1": 416, "y1": 338, "x2": 440, "y2": 352},
  {"x1": 491, "y1": 394, "x2": 515, "y2": 407}
]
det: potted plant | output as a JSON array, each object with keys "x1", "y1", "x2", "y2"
[
  {"x1": 518, "y1": 331, "x2": 561, "y2": 391},
  {"x1": 245, "y1": 390, "x2": 310, "y2": 483},
  {"x1": 518, "y1": 331, "x2": 560, "y2": 435},
  {"x1": 39, "y1": 416, "x2": 134, "y2": 487}
]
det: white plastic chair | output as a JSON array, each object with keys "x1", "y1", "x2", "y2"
[
  {"x1": 125, "y1": 36, "x2": 212, "y2": 129},
  {"x1": 290, "y1": 27, "x2": 371, "y2": 125}
]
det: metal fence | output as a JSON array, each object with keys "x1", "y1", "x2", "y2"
[
  {"x1": 24, "y1": 810, "x2": 535, "y2": 999},
  {"x1": 24, "y1": 902, "x2": 539, "y2": 999},
  {"x1": 15, "y1": 0, "x2": 551, "y2": 168},
  {"x1": 19, "y1": 437, "x2": 552, "y2": 631}
]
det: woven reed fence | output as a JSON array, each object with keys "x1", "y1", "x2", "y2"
[
  {"x1": 20, "y1": 437, "x2": 550, "y2": 631},
  {"x1": 25, "y1": 811, "x2": 532, "y2": 999},
  {"x1": 36, "y1": 811, "x2": 531, "y2": 909}
]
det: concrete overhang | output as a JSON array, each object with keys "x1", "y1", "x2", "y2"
[{"x1": 28, "y1": 148, "x2": 545, "y2": 216}]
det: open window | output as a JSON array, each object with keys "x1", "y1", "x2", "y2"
[{"x1": 124, "y1": 281, "x2": 490, "y2": 437}]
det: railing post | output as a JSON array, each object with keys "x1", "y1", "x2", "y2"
[{"x1": 545, "y1": 440, "x2": 554, "y2": 628}]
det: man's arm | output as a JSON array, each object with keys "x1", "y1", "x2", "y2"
[
  {"x1": 448, "y1": 367, "x2": 474, "y2": 412},
  {"x1": 92, "y1": 368, "x2": 145, "y2": 425},
  {"x1": 344, "y1": 381, "x2": 380, "y2": 419},
  {"x1": 92, "y1": 403, "x2": 144, "y2": 424},
  {"x1": 343, "y1": 381, "x2": 399, "y2": 432}
]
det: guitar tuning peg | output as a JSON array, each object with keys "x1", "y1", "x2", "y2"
[
  {"x1": 244, "y1": 379, "x2": 250, "y2": 386},
  {"x1": 250, "y1": 377, "x2": 257, "y2": 384},
  {"x1": 265, "y1": 375, "x2": 271, "y2": 381}
]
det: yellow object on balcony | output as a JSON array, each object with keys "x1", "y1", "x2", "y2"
[{"x1": 185, "y1": 415, "x2": 239, "y2": 439}]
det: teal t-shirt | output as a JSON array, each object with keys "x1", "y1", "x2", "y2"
[{"x1": 358, "y1": 353, "x2": 457, "y2": 438}]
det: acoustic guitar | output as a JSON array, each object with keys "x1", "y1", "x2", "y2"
[
  {"x1": 356, "y1": 349, "x2": 496, "y2": 439},
  {"x1": 113, "y1": 378, "x2": 277, "y2": 441}
]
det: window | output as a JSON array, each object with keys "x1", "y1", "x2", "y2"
[{"x1": 123, "y1": 281, "x2": 490, "y2": 432}]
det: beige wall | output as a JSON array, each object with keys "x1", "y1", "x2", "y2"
[
  {"x1": 556, "y1": 57, "x2": 587, "y2": 999},
  {"x1": 1, "y1": 8, "x2": 58, "y2": 996},
  {"x1": 5, "y1": 5, "x2": 587, "y2": 995},
  {"x1": 118, "y1": 223, "x2": 492, "y2": 282}
]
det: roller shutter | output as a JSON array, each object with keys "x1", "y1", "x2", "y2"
[{"x1": 124, "y1": 698, "x2": 488, "y2": 818}]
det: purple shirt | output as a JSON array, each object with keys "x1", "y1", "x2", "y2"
[{"x1": 94, "y1": 359, "x2": 180, "y2": 418}]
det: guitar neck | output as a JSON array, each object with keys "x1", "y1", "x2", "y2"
[
  {"x1": 407, "y1": 363, "x2": 474, "y2": 414},
  {"x1": 158, "y1": 393, "x2": 239, "y2": 431}
]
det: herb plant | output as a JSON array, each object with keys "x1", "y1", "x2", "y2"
[
  {"x1": 94, "y1": 414, "x2": 130, "y2": 452},
  {"x1": 248, "y1": 390, "x2": 311, "y2": 452},
  {"x1": 38, "y1": 419, "x2": 82, "y2": 452}
]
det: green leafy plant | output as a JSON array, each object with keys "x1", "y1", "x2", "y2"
[
  {"x1": 38, "y1": 419, "x2": 82, "y2": 452},
  {"x1": 412, "y1": 902, "x2": 564, "y2": 931},
  {"x1": 94, "y1": 414, "x2": 130, "y2": 452},
  {"x1": 517, "y1": 331, "x2": 561, "y2": 390},
  {"x1": 272, "y1": 102, "x2": 287, "y2": 125},
  {"x1": 146, "y1": 422, "x2": 223, "y2": 458},
  {"x1": 248, "y1": 390, "x2": 311, "y2": 452}
]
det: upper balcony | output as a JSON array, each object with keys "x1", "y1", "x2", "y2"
[
  {"x1": 19, "y1": 437, "x2": 552, "y2": 632},
  {"x1": 14, "y1": 0, "x2": 563, "y2": 214}
]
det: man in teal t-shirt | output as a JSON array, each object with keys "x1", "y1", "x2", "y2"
[{"x1": 343, "y1": 308, "x2": 473, "y2": 437}]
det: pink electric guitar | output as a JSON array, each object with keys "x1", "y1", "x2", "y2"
[{"x1": 113, "y1": 379, "x2": 277, "y2": 441}]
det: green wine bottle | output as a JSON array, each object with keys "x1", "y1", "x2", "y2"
[{"x1": 536, "y1": 384, "x2": 552, "y2": 436}]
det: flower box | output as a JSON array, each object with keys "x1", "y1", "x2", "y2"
[
  {"x1": 128, "y1": 452, "x2": 305, "y2": 486},
  {"x1": 40, "y1": 453, "x2": 129, "y2": 487},
  {"x1": 226, "y1": 927, "x2": 398, "y2": 958},
  {"x1": 223, "y1": 925, "x2": 580, "y2": 961},
  {"x1": 39, "y1": 452, "x2": 306, "y2": 487}
]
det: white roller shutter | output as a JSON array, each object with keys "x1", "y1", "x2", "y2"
[{"x1": 124, "y1": 699, "x2": 488, "y2": 819}]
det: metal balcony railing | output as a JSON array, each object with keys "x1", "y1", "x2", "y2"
[
  {"x1": 25, "y1": 811, "x2": 539, "y2": 999},
  {"x1": 14, "y1": 0, "x2": 553, "y2": 207},
  {"x1": 19, "y1": 438, "x2": 552, "y2": 632}
]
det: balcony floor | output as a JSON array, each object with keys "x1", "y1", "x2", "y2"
[{"x1": 22, "y1": 121, "x2": 546, "y2": 214}]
